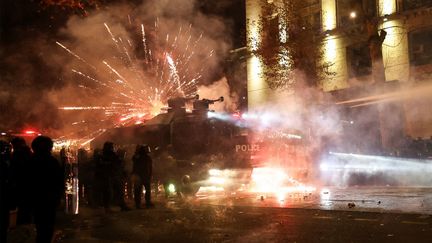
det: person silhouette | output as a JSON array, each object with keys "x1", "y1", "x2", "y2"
[
  {"x1": 29, "y1": 136, "x2": 64, "y2": 243},
  {"x1": 132, "y1": 145, "x2": 154, "y2": 209},
  {"x1": 10, "y1": 137, "x2": 33, "y2": 225}
]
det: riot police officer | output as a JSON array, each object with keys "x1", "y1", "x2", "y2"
[
  {"x1": 112, "y1": 147, "x2": 130, "y2": 211},
  {"x1": 97, "y1": 142, "x2": 129, "y2": 212},
  {"x1": 96, "y1": 142, "x2": 115, "y2": 212},
  {"x1": 29, "y1": 136, "x2": 64, "y2": 243},
  {"x1": 132, "y1": 145, "x2": 154, "y2": 209}
]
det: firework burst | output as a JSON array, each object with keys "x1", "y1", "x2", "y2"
[{"x1": 57, "y1": 19, "x2": 214, "y2": 138}]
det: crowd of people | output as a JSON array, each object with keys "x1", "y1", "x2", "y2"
[
  {"x1": 87, "y1": 142, "x2": 154, "y2": 212},
  {"x1": 0, "y1": 136, "x2": 154, "y2": 243},
  {"x1": 1, "y1": 136, "x2": 64, "y2": 243}
]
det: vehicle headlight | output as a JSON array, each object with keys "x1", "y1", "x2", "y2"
[{"x1": 168, "y1": 183, "x2": 176, "y2": 193}]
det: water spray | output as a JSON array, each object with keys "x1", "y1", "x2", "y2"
[{"x1": 320, "y1": 152, "x2": 432, "y2": 186}]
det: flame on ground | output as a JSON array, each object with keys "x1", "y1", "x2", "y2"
[{"x1": 249, "y1": 167, "x2": 316, "y2": 199}]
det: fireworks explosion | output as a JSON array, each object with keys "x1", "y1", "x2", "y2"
[{"x1": 57, "y1": 19, "x2": 214, "y2": 141}]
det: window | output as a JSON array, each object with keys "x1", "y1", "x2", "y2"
[
  {"x1": 409, "y1": 29, "x2": 432, "y2": 66},
  {"x1": 303, "y1": 11, "x2": 322, "y2": 30},
  {"x1": 403, "y1": 0, "x2": 432, "y2": 11},
  {"x1": 337, "y1": 0, "x2": 362, "y2": 28},
  {"x1": 336, "y1": 0, "x2": 376, "y2": 28},
  {"x1": 346, "y1": 43, "x2": 372, "y2": 78}
]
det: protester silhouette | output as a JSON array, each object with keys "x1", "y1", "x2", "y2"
[
  {"x1": 132, "y1": 144, "x2": 154, "y2": 209},
  {"x1": 10, "y1": 137, "x2": 33, "y2": 225},
  {"x1": 29, "y1": 136, "x2": 64, "y2": 243}
]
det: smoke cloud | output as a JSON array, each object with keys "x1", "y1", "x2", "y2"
[{"x1": 197, "y1": 77, "x2": 238, "y2": 112}]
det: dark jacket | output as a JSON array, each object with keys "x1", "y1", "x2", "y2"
[
  {"x1": 10, "y1": 146, "x2": 32, "y2": 206},
  {"x1": 29, "y1": 153, "x2": 64, "y2": 207},
  {"x1": 96, "y1": 151, "x2": 119, "y2": 178},
  {"x1": 132, "y1": 153, "x2": 152, "y2": 179}
]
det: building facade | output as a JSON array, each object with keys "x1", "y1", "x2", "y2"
[{"x1": 246, "y1": 0, "x2": 432, "y2": 141}]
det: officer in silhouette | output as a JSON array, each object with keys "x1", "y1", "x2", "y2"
[
  {"x1": 29, "y1": 136, "x2": 64, "y2": 243},
  {"x1": 132, "y1": 145, "x2": 154, "y2": 209}
]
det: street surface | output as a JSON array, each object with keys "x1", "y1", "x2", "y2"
[
  {"x1": 196, "y1": 186, "x2": 432, "y2": 214},
  {"x1": 7, "y1": 186, "x2": 432, "y2": 243}
]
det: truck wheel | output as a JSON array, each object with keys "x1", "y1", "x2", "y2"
[{"x1": 180, "y1": 175, "x2": 200, "y2": 196}]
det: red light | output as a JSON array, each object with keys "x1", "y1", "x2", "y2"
[
  {"x1": 232, "y1": 113, "x2": 241, "y2": 119},
  {"x1": 23, "y1": 130, "x2": 40, "y2": 136}
]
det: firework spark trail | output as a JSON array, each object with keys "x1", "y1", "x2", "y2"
[
  {"x1": 160, "y1": 26, "x2": 184, "y2": 89},
  {"x1": 56, "y1": 42, "x2": 96, "y2": 70},
  {"x1": 141, "y1": 24, "x2": 149, "y2": 62},
  {"x1": 80, "y1": 128, "x2": 107, "y2": 147},
  {"x1": 60, "y1": 106, "x2": 107, "y2": 110},
  {"x1": 119, "y1": 37, "x2": 146, "y2": 89},
  {"x1": 160, "y1": 28, "x2": 204, "y2": 97},
  {"x1": 104, "y1": 23, "x2": 121, "y2": 51},
  {"x1": 72, "y1": 69, "x2": 108, "y2": 88},
  {"x1": 127, "y1": 39, "x2": 133, "y2": 47},
  {"x1": 104, "y1": 24, "x2": 147, "y2": 91},
  {"x1": 178, "y1": 31, "x2": 200, "y2": 65},
  {"x1": 118, "y1": 37, "x2": 133, "y2": 64},
  {"x1": 166, "y1": 25, "x2": 184, "y2": 57},
  {"x1": 102, "y1": 60, "x2": 132, "y2": 87},
  {"x1": 175, "y1": 78, "x2": 199, "y2": 93},
  {"x1": 127, "y1": 14, "x2": 132, "y2": 25},
  {"x1": 74, "y1": 69, "x2": 132, "y2": 100},
  {"x1": 184, "y1": 35, "x2": 192, "y2": 54},
  {"x1": 153, "y1": 33, "x2": 201, "y2": 98},
  {"x1": 72, "y1": 69, "x2": 140, "y2": 102},
  {"x1": 72, "y1": 120, "x2": 86, "y2": 125},
  {"x1": 172, "y1": 26, "x2": 182, "y2": 50},
  {"x1": 182, "y1": 24, "x2": 193, "y2": 54},
  {"x1": 166, "y1": 54, "x2": 181, "y2": 87}
]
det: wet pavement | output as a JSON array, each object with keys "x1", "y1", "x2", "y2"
[
  {"x1": 196, "y1": 186, "x2": 432, "y2": 215},
  {"x1": 7, "y1": 186, "x2": 432, "y2": 242}
]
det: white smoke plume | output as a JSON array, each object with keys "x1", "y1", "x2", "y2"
[{"x1": 197, "y1": 77, "x2": 238, "y2": 112}]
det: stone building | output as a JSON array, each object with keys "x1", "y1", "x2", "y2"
[{"x1": 246, "y1": 0, "x2": 432, "y2": 153}]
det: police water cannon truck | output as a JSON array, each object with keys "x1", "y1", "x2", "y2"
[{"x1": 90, "y1": 95, "x2": 251, "y2": 195}]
